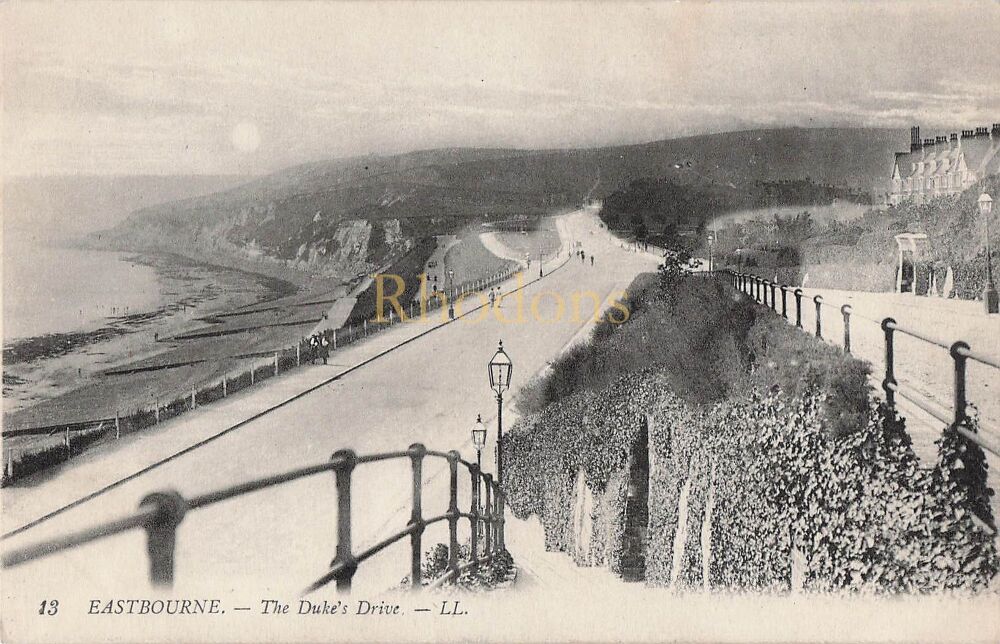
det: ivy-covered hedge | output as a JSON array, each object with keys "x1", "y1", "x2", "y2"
[
  {"x1": 504, "y1": 269, "x2": 997, "y2": 594},
  {"x1": 707, "y1": 393, "x2": 996, "y2": 592}
]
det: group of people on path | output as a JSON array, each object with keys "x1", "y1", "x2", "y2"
[
  {"x1": 307, "y1": 331, "x2": 330, "y2": 365},
  {"x1": 488, "y1": 287, "x2": 503, "y2": 309},
  {"x1": 576, "y1": 249, "x2": 594, "y2": 266}
]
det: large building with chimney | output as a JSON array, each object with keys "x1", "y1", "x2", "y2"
[{"x1": 889, "y1": 123, "x2": 1000, "y2": 206}]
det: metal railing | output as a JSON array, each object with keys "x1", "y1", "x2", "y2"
[
  {"x1": 723, "y1": 270, "x2": 1000, "y2": 461},
  {"x1": 2, "y1": 443, "x2": 506, "y2": 593},
  {"x1": 3, "y1": 265, "x2": 529, "y2": 485}
]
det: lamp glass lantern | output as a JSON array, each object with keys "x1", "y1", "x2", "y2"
[
  {"x1": 488, "y1": 340, "x2": 513, "y2": 396},
  {"x1": 980, "y1": 193, "x2": 993, "y2": 217},
  {"x1": 472, "y1": 414, "x2": 487, "y2": 452}
]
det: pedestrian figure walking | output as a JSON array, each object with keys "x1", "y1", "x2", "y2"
[
  {"x1": 489, "y1": 288, "x2": 496, "y2": 308},
  {"x1": 309, "y1": 334, "x2": 319, "y2": 364},
  {"x1": 319, "y1": 333, "x2": 330, "y2": 365},
  {"x1": 590, "y1": 255, "x2": 594, "y2": 266},
  {"x1": 581, "y1": 251, "x2": 586, "y2": 263}
]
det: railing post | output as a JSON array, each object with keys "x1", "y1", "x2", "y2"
[
  {"x1": 881, "y1": 318, "x2": 897, "y2": 408},
  {"x1": 762, "y1": 280, "x2": 770, "y2": 307},
  {"x1": 330, "y1": 449, "x2": 357, "y2": 591},
  {"x1": 446, "y1": 451, "x2": 461, "y2": 579},
  {"x1": 470, "y1": 464, "x2": 481, "y2": 566},
  {"x1": 296, "y1": 343, "x2": 301, "y2": 366},
  {"x1": 780, "y1": 285, "x2": 788, "y2": 319},
  {"x1": 274, "y1": 352, "x2": 279, "y2": 376},
  {"x1": 483, "y1": 473, "x2": 494, "y2": 554},
  {"x1": 115, "y1": 412, "x2": 121, "y2": 439},
  {"x1": 950, "y1": 342, "x2": 970, "y2": 428},
  {"x1": 770, "y1": 282, "x2": 777, "y2": 312},
  {"x1": 223, "y1": 374, "x2": 228, "y2": 397},
  {"x1": 794, "y1": 289, "x2": 803, "y2": 328},
  {"x1": 408, "y1": 443, "x2": 426, "y2": 589},
  {"x1": 495, "y1": 484, "x2": 505, "y2": 551},
  {"x1": 813, "y1": 295, "x2": 823, "y2": 338},
  {"x1": 841, "y1": 304, "x2": 852, "y2": 354},
  {"x1": 139, "y1": 490, "x2": 187, "y2": 587}
]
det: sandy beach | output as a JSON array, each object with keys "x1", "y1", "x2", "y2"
[{"x1": 3, "y1": 252, "x2": 297, "y2": 414}]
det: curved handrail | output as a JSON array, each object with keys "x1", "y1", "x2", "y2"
[{"x1": 2, "y1": 443, "x2": 507, "y2": 595}]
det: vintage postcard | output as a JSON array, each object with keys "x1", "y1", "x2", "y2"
[{"x1": 2, "y1": 2, "x2": 999, "y2": 642}]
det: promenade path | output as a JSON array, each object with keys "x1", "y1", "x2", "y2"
[{"x1": 1, "y1": 207, "x2": 656, "y2": 597}]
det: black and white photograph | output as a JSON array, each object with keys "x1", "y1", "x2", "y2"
[{"x1": 2, "y1": 2, "x2": 999, "y2": 642}]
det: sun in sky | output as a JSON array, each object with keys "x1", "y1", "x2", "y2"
[{"x1": 230, "y1": 121, "x2": 261, "y2": 154}]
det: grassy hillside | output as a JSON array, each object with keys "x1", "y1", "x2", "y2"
[{"x1": 95, "y1": 127, "x2": 905, "y2": 280}]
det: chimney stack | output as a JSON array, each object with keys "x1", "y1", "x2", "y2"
[
  {"x1": 910, "y1": 126, "x2": 921, "y2": 151},
  {"x1": 924, "y1": 138, "x2": 935, "y2": 147},
  {"x1": 950, "y1": 132, "x2": 958, "y2": 142},
  {"x1": 962, "y1": 129, "x2": 975, "y2": 138},
  {"x1": 992, "y1": 123, "x2": 1000, "y2": 137},
  {"x1": 976, "y1": 127, "x2": 989, "y2": 137},
  {"x1": 935, "y1": 135, "x2": 947, "y2": 144}
]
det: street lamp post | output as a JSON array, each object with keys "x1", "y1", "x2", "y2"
[
  {"x1": 487, "y1": 340, "x2": 513, "y2": 485},
  {"x1": 447, "y1": 269, "x2": 455, "y2": 320},
  {"x1": 981, "y1": 193, "x2": 997, "y2": 314},
  {"x1": 708, "y1": 232, "x2": 715, "y2": 272},
  {"x1": 472, "y1": 413, "x2": 487, "y2": 542}
]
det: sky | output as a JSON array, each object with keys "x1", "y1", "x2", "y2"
[{"x1": 3, "y1": 1, "x2": 1000, "y2": 177}]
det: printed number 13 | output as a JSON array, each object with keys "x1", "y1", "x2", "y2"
[{"x1": 39, "y1": 599, "x2": 59, "y2": 615}]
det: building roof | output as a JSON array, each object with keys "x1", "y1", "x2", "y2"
[{"x1": 892, "y1": 134, "x2": 1000, "y2": 183}]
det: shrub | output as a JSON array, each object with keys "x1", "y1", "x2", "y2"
[{"x1": 401, "y1": 543, "x2": 515, "y2": 591}]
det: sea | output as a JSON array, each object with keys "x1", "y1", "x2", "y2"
[{"x1": 3, "y1": 243, "x2": 163, "y2": 342}]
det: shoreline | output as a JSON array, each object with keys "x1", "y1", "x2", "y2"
[{"x1": 2, "y1": 250, "x2": 300, "y2": 413}]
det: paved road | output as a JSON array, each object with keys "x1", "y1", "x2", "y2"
[{"x1": 1, "y1": 207, "x2": 657, "y2": 603}]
